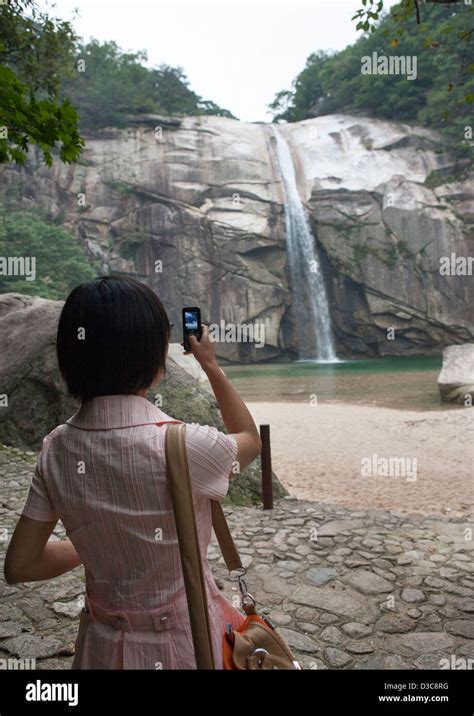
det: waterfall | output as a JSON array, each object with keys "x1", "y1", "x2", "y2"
[{"x1": 273, "y1": 128, "x2": 337, "y2": 362}]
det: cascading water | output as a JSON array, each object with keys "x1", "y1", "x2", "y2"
[{"x1": 273, "y1": 128, "x2": 337, "y2": 362}]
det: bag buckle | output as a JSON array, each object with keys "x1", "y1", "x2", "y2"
[{"x1": 229, "y1": 567, "x2": 256, "y2": 611}]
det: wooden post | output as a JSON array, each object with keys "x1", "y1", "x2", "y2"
[{"x1": 260, "y1": 424, "x2": 273, "y2": 510}]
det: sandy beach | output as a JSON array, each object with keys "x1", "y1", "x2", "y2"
[{"x1": 248, "y1": 402, "x2": 473, "y2": 519}]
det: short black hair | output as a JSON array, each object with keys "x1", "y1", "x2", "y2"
[{"x1": 57, "y1": 276, "x2": 170, "y2": 401}]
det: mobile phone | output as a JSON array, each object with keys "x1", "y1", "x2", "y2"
[{"x1": 182, "y1": 306, "x2": 202, "y2": 352}]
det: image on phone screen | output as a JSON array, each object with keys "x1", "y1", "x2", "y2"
[{"x1": 184, "y1": 311, "x2": 198, "y2": 331}]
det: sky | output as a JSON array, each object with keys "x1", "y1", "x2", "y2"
[{"x1": 41, "y1": 0, "x2": 399, "y2": 122}]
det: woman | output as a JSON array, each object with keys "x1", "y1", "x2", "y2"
[{"x1": 4, "y1": 276, "x2": 262, "y2": 669}]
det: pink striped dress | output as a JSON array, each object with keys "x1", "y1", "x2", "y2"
[{"x1": 21, "y1": 394, "x2": 246, "y2": 669}]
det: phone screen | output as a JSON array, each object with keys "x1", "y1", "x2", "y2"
[
  {"x1": 184, "y1": 309, "x2": 199, "y2": 331},
  {"x1": 182, "y1": 306, "x2": 201, "y2": 351}
]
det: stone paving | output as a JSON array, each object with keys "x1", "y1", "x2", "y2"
[{"x1": 0, "y1": 444, "x2": 473, "y2": 669}]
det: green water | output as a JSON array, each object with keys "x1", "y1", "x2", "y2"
[{"x1": 224, "y1": 356, "x2": 458, "y2": 411}]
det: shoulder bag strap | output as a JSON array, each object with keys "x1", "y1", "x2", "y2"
[
  {"x1": 165, "y1": 423, "x2": 215, "y2": 669},
  {"x1": 210, "y1": 500, "x2": 243, "y2": 572},
  {"x1": 164, "y1": 422, "x2": 246, "y2": 668},
  {"x1": 159, "y1": 420, "x2": 243, "y2": 572}
]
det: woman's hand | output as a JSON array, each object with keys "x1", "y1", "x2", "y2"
[{"x1": 181, "y1": 324, "x2": 217, "y2": 371}]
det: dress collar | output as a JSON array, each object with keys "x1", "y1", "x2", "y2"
[{"x1": 66, "y1": 394, "x2": 172, "y2": 430}]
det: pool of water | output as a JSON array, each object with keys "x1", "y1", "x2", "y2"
[{"x1": 224, "y1": 356, "x2": 458, "y2": 411}]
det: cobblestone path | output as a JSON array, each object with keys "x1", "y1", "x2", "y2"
[{"x1": 1, "y1": 445, "x2": 472, "y2": 669}]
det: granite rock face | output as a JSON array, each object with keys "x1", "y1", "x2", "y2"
[
  {"x1": 281, "y1": 116, "x2": 473, "y2": 356},
  {"x1": 0, "y1": 293, "x2": 283, "y2": 504},
  {"x1": 1, "y1": 113, "x2": 472, "y2": 359}
]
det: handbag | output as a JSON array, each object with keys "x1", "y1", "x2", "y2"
[{"x1": 164, "y1": 422, "x2": 302, "y2": 670}]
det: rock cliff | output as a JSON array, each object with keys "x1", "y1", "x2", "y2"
[{"x1": 1, "y1": 113, "x2": 472, "y2": 359}]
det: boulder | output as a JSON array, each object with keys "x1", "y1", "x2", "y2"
[
  {"x1": 0, "y1": 293, "x2": 77, "y2": 449},
  {"x1": 0, "y1": 293, "x2": 285, "y2": 504},
  {"x1": 438, "y1": 343, "x2": 474, "y2": 404},
  {"x1": 166, "y1": 342, "x2": 209, "y2": 384}
]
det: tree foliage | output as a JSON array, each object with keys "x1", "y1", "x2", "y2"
[
  {"x1": 0, "y1": 4, "x2": 234, "y2": 165},
  {"x1": 0, "y1": 208, "x2": 96, "y2": 299},
  {"x1": 270, "y1": 2, "x2": 473, "y2": 155},
  {"x1": 0, "y1": 0, "x2": 84, "y2": 165},
  {"x1": 61, "y1": 40, "x2": 236, "y2": 130}
]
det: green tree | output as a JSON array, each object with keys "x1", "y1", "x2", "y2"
[
  {"x1": 0, "y1": 0, "x2": 84, "y2": 165},
  {"x1": 61, "y1": 40, "x2": 236, "y2": 130},
  {"x1": 270, "y1": 2, "x2": 473, "y2": 156},
  {"x1": 0, "y1": 209, "x2": 95, "y2": 299},
  {"x1": 59, "y1": 41, "x2": 158, "y2": 130},
  {"x1": 151, "y1": 64, "x2": 204, "y2": 116}
]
